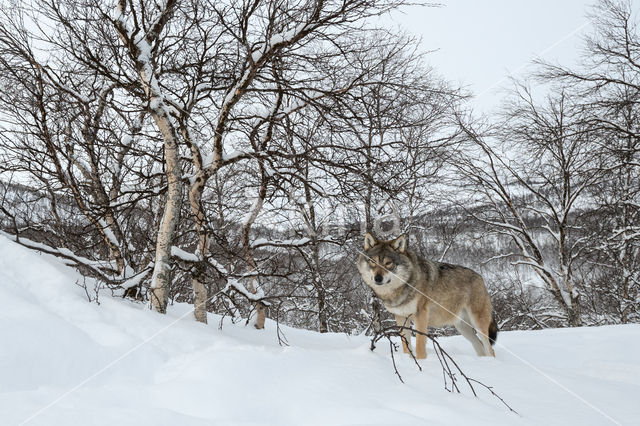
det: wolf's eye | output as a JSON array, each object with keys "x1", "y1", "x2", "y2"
[
  {"x1": 369, "y1": 259, "x2": 376, "y2": 267},
  {"x1": 384, "y1": 261, "x2": 394, "y2": 269}
]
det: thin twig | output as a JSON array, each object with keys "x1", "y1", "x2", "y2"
[{"x1": 371, "y1": 324, "x2": 518, "y2": 415}]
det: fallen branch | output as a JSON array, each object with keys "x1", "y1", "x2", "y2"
[{"x1": 370, "y1": 325, "x2": 518, "y2": 414}]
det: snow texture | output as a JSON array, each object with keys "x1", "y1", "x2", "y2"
[
  {"x1": 224, "y1": 278, "x2": 265, "y2": 302},
  {"x1": 0, "y1": 234, "x2": 638, "y2": 426},
  {"x1": 171, "y1": 246, "x2": 201, "y2": 262},
  {"x1": 252, "y1": 237, "x2": 311, "y2": 248}
]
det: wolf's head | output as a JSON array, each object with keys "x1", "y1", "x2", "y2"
[{"x1": 357, "y1": 233, "x2": 412, "y2": 294}]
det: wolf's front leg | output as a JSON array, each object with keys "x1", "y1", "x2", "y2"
[
  {"x1": 415, "y1": 307, "x2": 428, "y2": 359},
  {"x1": 394, "y1": 315, "x2": 412, "y2": 354}
]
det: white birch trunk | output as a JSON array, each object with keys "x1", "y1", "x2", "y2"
[{"x1": 114, "y1": 1, "x2": 183, "y2": 314}]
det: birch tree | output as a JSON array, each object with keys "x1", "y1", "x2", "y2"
[
  {"x1": 456, "y1": 87, "x2": 604, "y2": 326},
  {"x1": 0, "y1": 5, "x2": 157, "y2": 288},
  {"x1": 108, "y1": 0, "x2": 184, "y2": 313},
  {"x1": 537, "y1": 0, "x2": 640, "y2": 323},
  {"x1": 3, "y1": 0, "x2": 465, "y2": 329},
  {"x1": 146, "y1": 0, "x2": 413, "y2": 322}
]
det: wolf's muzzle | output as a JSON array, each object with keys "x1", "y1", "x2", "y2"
[{"x1": 374, "y1": 274, "x2": 384, "y2": 284}]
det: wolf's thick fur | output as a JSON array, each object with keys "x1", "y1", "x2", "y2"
[{"x1": 357, "y1": 233, "x2": 497, "y2": 359}]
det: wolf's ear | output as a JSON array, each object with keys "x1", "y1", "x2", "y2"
[
  {"x1": 364, "y1": 232, "x2": 378, "y2": 250},
  {"x1": 391, "y1": 234, "x2": 407, "y2": 253}
]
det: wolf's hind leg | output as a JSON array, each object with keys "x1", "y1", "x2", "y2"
[
  {"x1": 455, "y1": 309, "x2": 486, "y2": 356},
  {"x1": 473, "y1": 315, "x2": 496, "y2": 357},
  {"x1": 394, "y1": 315, "x2": 412, "y2": 354}
]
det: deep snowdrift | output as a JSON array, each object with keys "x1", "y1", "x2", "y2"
[{"x1": 0, "y1": 234, "x2": 637, "y2": 426}]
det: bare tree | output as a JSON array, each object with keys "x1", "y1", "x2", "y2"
[
  {"x1": 2, "y1": 0, "x2": 416, "y2": 319},
  {"x1": 455, "y1": 87, "x2": 604, "y2": 326},
  {"x1": 537, "y1": 0, "x2": 640, "y2": 323},
  {"x1": 1, "y1": 0, "x2": 478, "y2": 335},
  {"x1": 0, "y1": 6, "x2": 157, "y2": 288}
]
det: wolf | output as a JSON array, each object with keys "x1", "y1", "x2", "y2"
[{"x1": 357, "y1": 233, "x2": 497, "y2": 359}]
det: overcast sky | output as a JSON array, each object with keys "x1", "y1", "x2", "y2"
[{"x1": 386, "y1": 0, "x2": 595, "y2": 112}]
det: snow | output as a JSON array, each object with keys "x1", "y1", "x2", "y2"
[
  {"x1": 269, "y1": 23, "x2": 307, "y2": 47},
  {"x1": 97, "y1": 219, "x2": 120, "y2": 250},
  {"x1": 171, "y1": 246, "x2": 200, "y2": 262},
  {"x1": 1, "y1": 234, "x2": 639, "y2": 426},
  {"x1": 252, "y1": 237, "x2": 311, "y2": 247},
  {"x1": 121, "y1": 265, "x2": 152, "y2": 290},
  {"x1": 224, "y1": 278, "x2": 265, "y2": 303},
  {"x1": 0, "y1": 231, "x2": 117, "y2": 273},
  {"x1": 250, "y1": 23, "x2": 307, "y2": 64}
]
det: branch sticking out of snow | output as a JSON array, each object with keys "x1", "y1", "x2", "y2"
[{"x1": 370, "y1": 325, "x2": 518, "y2": 415}]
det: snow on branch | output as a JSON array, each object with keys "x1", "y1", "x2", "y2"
[
  {"x1": 171, "y1": 246, "x2": 201, "y2": 262},
  {"x1": 251, "y1": 237, "x2": 311, "y2": 249},
  {"x1": 223, "y1": 278, "x2": 270, "y2": 306},
  {"x1": 121, "y1": 264, "x2": 153, "y2": 289},
  {"x1": 1, "y1": 231, "x2": 118, "y2": 279},
  {"x1": 170, "y1": 245, "x2": 229, "y2": 275}
]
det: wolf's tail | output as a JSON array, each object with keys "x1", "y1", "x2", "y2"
[{"x1": 488, "y1": 315, "x2": 498, "y2": 346}]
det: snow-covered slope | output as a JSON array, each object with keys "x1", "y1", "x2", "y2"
[{"x1": 0, "y1": 234, "x2": 638, "y2": 426}]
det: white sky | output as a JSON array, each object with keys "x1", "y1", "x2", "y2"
[{"x1": 387, "y1": 0, "x2": 595, "y2": 112}]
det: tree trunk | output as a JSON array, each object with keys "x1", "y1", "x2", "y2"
[
  {"x1": 568, "y1": 292, "x2": 581, "y2": 327},
  {"x1": 241, "y1": 170, "x2": 268, "y2": 329},
  {"x1": 311, "y1": 239, "x2": 328, "y2": 333},
  {"x1": 317, "y1": 285, "x2": 328, "y2": 333},
  {"x1": 149, "y1": 123, "x2": 182, "y2": 314},
  {"x1": 189, "y1": 176, "x2": 209, "y2": 323},
  {"x1": 113, "y1": 1, "x2": 183, "y2": 315}
]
